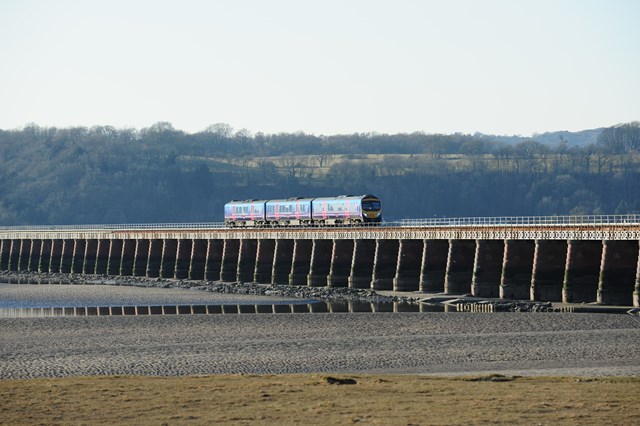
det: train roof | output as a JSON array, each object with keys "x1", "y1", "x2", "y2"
[
  {"x1": 226, "y1": 195, "x2": 379, "y2": 205},
  {"x1": 265, "y1": 198, "x2": 315, "y2": 204},
  {"x1": 312, "y1": 194, "x2": 378, "y2": 201},
  {"x1": 225, "y1": 199, "x2": 269, "y2": 205}
]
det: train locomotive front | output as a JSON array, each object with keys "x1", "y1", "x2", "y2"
[{"x1": 311, "y1": 194, "x2": 382, "y2": 225}]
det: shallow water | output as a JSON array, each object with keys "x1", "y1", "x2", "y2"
[
  {"x1": 0, "y1": 283, "x2": 300, "y2": 308},
  {"x1": 0, "y1": 283, "x2": 431, "y2": 317}
]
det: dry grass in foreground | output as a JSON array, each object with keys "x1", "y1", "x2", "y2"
[{"x1": 2, "y1": 374, "x2": 639, "y2": 425}]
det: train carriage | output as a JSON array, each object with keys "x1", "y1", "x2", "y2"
[
  {"x1": 265, "y1": 198, "x2": 314, "y2": 226},
  {"x1": 224, "y1": 200, "x2": 267, "y2": 227}
]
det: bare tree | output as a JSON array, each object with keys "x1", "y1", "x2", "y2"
[
  {"x1": 204, "y1": 123, "x2": 234, "y2": 138},
  {"x1": 235, "y1": 128, "x2": 252, "y2": 143},
  {"x1": 315, "y1": 153, "x2": 333, "y2": 168},
  {"x1": 277, "y1": 156, "x2": 304, "y2": 182}
]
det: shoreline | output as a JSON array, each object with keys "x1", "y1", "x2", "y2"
[
  {"x1": 1, "y1": 270, "x2": 636, "y2": 315},
  {"x1": 0, "y1": 270, "x2": 419, "y2": 304},
  {"x1": 2, "y1": 271, "x2": 638, "y2": 381}
]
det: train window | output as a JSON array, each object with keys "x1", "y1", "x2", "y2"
[{"x1": 362, "y1": 201, "x2": 381, "y2": 211}]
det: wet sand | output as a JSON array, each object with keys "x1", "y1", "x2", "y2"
[{"x1": 1, "y1": 311, "x2": 639, "y2": 379}]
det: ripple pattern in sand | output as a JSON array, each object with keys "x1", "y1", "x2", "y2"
[{"x1": 1, "y1": 313, "x2": 639, "y2": 379}]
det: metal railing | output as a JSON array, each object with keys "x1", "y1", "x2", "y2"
[
  {"x1": 0, "y1": 214, "x2": 639, "y2": 232},
  {"x1": 0, "y1": 222, "x2": 226, "y2": 232},
  {"x1": 396, "y1": 214, "x2": 640, "y2": 227}
]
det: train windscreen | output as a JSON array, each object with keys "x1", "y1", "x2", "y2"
[{"x1": 362, "y1": 200, "x2": 381, "y2": 211}]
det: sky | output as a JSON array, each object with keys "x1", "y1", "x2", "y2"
[{"x1": 0, "y1": 0, "x2": 638, "y2": 136}]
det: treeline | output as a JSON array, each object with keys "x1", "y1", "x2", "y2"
[{"x1": 0, "y1": 122, "x2": 638, "y2": 225}]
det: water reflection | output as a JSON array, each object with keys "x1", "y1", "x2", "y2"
[
  {"x1": 1, "y1": 277, "x2": 77, "y2": 285},
  {"x1": 0, "y1": 300, "x2": 444, "y2": 318}
]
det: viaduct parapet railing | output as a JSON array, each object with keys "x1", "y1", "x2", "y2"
[
  {"x1": 1, "y1": 214, "x2": 640, "y2": 241},
  {"x1": 1, "y1": 215, "x2": 639, "y2": 307}
]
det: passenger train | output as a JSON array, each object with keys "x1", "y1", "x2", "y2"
[{"x1": 224, "y1": 194, "x2": 382, "y2": 227}]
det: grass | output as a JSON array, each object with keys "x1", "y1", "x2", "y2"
[
  {"x1": 184, "y1": 151, "x2": 640, "y2": 181},
  {"x1": 2, "y1": 374, "x2": 639, "y2": 425}
]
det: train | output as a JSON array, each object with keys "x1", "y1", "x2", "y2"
[{"x1": 224, "y1": 194, "x2": 382, "y2": 227}]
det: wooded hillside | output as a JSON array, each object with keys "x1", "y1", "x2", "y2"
[{"x1": 0, "y1": 122, "x2": 638, "y2": 225}]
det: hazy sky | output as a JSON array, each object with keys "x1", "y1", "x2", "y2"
[{"x1": 1, "y1": 0, "x2": 638, "y2": 136}]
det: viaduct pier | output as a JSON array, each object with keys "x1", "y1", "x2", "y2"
[{"x1": 1, "y1": 215, "x2": 639, "y2": 307}]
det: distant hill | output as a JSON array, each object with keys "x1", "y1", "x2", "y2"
[
  {"x1": 477, "y1": 128, "x2": 604, "y2": 147},
  {"x1": 529, "y1": 128, "x2": 603, "y2": 147}
]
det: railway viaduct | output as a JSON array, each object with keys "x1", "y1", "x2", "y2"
[{"x1": 1, "y1": 216, "x2": 639, "y2": 307}]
